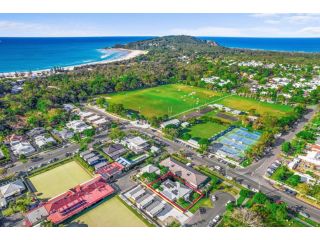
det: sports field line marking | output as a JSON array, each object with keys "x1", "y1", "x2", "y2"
[{"x1": 169, "y1": 94, "x2": 236, "y2": 119}]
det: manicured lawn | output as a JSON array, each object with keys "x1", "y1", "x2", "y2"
[
  {"x1": 105, "y1": 84, "x2": 225, "y2": 118},
  {"x1": 68, "y1": 196, "x2": 148, "y2": 227},
  {"x1": 29, "y1": 161, "x2": 92, "y2": 199},
  {"x1": 188, "y1": 121, "x2": 228, "y2": 139},
  {"x1": 216, "y1": 95, "x2": 293, "y2": 117}
]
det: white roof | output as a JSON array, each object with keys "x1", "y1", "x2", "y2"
[
  {"x1": 11, "y1": 141, "x2": 35, "y2": 156},
  {"x1": 128, "y1": 136, "x2": 147, "y2": 146},
  {"x1": 93, "y1": 118, "x2": 107, "y2": 125},
  {"x1": 161, "y1": 119, "x2": 180, "y2": 127},
  {"x1": 140, "y1": 164, "x2": 160, "y2": 174},
  {"x1": 87, "y1": 115, "x2": 101, "y2": 122},
  {"x1": 0, "y1": 180, "x2": 25, "y2": 198}
]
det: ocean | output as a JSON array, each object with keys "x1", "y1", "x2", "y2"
[
  {"x1": 201, "y1": 37, "x2": 320, "y2": 53},
  {"x1": 0, "y1": 37, "x2": 150, "y2": 73},
  {"x1": 1, "y1": 36, "x2": 320, "y2": 73}
]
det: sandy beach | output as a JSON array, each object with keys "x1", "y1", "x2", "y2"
[{"x1": 0, "y1": 48, "x2": 148, "y2": 78}]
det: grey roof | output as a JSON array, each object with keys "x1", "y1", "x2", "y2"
[
  {"x1": 94, "y1": 161, "x2": 107, "y2": 170},
  {"x1": 0, "y1": 180, "x2": 25, "y2": 199},
  {"x1": 86, "y1": 156, "x2": 101, "y2": 165},
  {"x1": 79, "y1": 150, "x2": 92, "y2": 158},
  {"x1": 82, "y1": 153, "x2": 96, "y2": 160},
  {"x1": 25, "y1": 206, "x2": 49, "y2": 225},
  {"x1": 160, "y1": 158, "x2": 208, "y2": 187}
]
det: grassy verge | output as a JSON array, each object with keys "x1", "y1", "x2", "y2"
[{"x1": 297, "y1": 214, "x2": 320, "y2": 227}]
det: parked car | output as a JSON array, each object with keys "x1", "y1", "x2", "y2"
[
  {"x1": 211, "y1": 195, "x2": 217, "y2": 201},
  {"x1": 284, "y1": 188, "x2": 297, "y2": 196},
  {"x1": 214, "y1": 165, "x2": 221, "y2": 171},
  {"x1": 299, "y1": 211, "x2": 310, "y2": 218}
]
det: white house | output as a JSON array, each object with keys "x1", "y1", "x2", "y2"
[
  {"x1": 34, "y1": 134, "x2": 56, "y2": 148},
  {"x1": 299, "y1": 151, "x2": 320, "y2": 166},
  {"x1": 11, "y1": 141, "x2": 35, "y2": 156},
  {"x1": 160, "y1": 179, "x2": 192, "y2": 201},
  {"x1": 66, "y1": 120, "x2": 92, "y2": 133},
  {"x1": 160, "y1": 119, "x2": 180, "y2": 129},
  {"x1": 123, "y1": 136, "x2": 149, "y2": 154},
  {"x1": 0, "y1": 180, "x2": 25, "y2": 199},
  {"x1": 139, "y1": 164, "x2": 160, "y2": 176}
]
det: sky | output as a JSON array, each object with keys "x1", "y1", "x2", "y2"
[{"x1": 1, "y1": 13, "x2": 320, "y2": 37}]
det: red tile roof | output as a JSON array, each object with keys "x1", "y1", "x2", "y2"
[
  {"x1": 24, "y1": 176, "x2": 114, "y2": 226},
  {"x1": 96, "y1": 162, "x2": 124, "y2": 178}
]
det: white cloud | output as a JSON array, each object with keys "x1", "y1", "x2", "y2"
[
  {"x1": 298, "y1": 26, "x2": 320, "y2": 35},
  {"x1": 170, "y1": 26, "x2": 286, "y2": 37},
  {"x1": 170, "y1": 26, "x2": 243, "y2": 37}
]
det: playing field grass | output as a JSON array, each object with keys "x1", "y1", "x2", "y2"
[
  {"x1": 215, "y1": 95, "x2": 293, "y2": 116},
  {"x1": 69, "y1": 196, "x2": 148, "y2": 227},
  {"x1": 188, "y1": 121, "x2": 228, "y2": 139},
  {"x1": 106, "y1": 84, "x2": 225, "y2": 118},
  {"x1": 29, "y1": 161, "x2": 92, "y2": 199}
]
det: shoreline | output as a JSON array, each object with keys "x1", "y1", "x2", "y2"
[{"x1": 0, "y1": 48, "x2": 148, "y2": 77}]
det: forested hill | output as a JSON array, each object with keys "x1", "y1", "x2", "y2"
[
  {"x1": 114, "y1": 35, "x2": 320, "y2": 63},
  {"x1": 117, "y1": 35, "x2": 218, "y2": 50}
]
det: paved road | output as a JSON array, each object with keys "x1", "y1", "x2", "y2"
[
  {"x1": 7, "y1": 143, "x2": 79, "y2": 174},
  {"x1": 185, "y1": 191, "x2": 235, "y2": 227}
]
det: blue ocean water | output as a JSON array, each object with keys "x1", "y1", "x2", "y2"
[
  {"x1": 1, "y1": 36, "x2": 320, "y2": 73},
  {"x1": 0, "y1": 37, "x2": 150, "y2": 73},
  {"x1": 201, "y1": 37, "x2": 320, "y2": 53}
]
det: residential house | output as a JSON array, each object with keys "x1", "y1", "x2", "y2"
[
  {"x1": 123, "y1": 136, "x2": 149, "y2": 154},
  {"x1": 102, "y1": 144, "x2": 127, "y2": 160},
  {"x1": 160, "y1": 158, "x2": 208, "y2": 188},
  {"x1": 160, "y1": 119, "x2": 180, "y2": 129},
  {"x1": 160, "y1": 179, "x2": 192, "y2": 202},
  {"x1": 34, "y1": 134, "x2": 56, "y2": 149}
]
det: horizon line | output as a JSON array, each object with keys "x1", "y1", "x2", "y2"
[{"x1": 1, "y1": 35, "x2": 320, "y2": 39}]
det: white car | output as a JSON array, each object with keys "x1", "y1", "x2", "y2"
[
  {"x1": 226, "y1": 175, "x2": 233, "y2": 181},
  {"x1": 211, "y1": 195, "x2": 217, "y2": 201},
  {"x1": 251, "y1": 188, "x2": 259, "y2": 193},
  {"x1": 214, "y1": 165, "x2": 221, "y2": 171}
]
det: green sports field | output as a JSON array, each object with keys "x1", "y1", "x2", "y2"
[
  {"x1": 188, "y1": 121, "x2": 228, "y2": 140},
  {"x1": 29, "y1": 161, "x2": 92, "y2": 199},
  {"x1": 105, "y1": 84, "x2": 226, "y2": 118},
  {"x1": 68, "y1": 196, "x2": 148, "y2": 227},
  {"x1": 105, "y1": 84, "x2": 292, "y2": 118},
  {"x1": 215, "y1": 95, "x2": 293, "y2": 116}
]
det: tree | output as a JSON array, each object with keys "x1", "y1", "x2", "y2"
[
  {"x1": 96, "y1": 97, "x2": 106, "y2": 107},
  {"x1": 281, "y1": 142, "x2": 291, "y2": 155},
  {"x1": 181, "y1": 132, "x2": 191, "y2": 140},
  {"x1": 109, "y1": 127, "x2": 125, "y2": 140},
  {"x1": 199, "y1": 138, "x2": 209, "y2": 152},
  {"x1": 83, "y1": 128, "x2": 95, "y2": 138}
]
